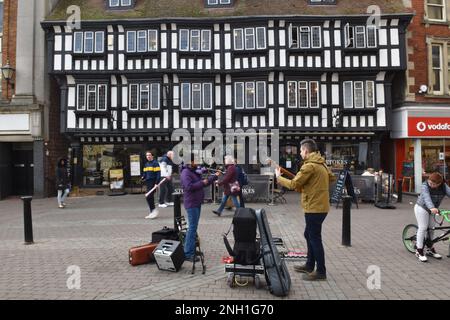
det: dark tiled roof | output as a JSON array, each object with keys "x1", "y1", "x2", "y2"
[{"x1": 46, "y1": 0, "x2": 411, "y2": 21}]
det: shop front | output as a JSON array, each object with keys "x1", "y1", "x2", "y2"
[{"x1": 392, "y1": 106, "x2": 450, "y2": 193}]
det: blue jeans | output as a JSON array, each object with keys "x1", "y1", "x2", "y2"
[
  {"x1": 304, "y1": 213, "x2": 327, "y2": 276},
  {"x1": 184, "y1": 206, "x2": 201, "y2": 258},
  {"x1": 216, "y1": 194, "x2": 240, "y2": 213}
]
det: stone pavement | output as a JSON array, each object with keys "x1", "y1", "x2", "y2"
[{"x1": 0, "y1": 192, "x2": 449, "y2": 300}]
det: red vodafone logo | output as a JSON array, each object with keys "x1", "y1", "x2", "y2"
[{"x1": 408, "y1": 117, "x2": 450, "y2": 137}]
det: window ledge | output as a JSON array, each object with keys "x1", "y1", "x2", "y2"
[
  {"x1": 287, "y1": 47, "x2": 323, "y2": 53},
  {"x1": 423, "y1": 19, "x2": 450, "y2": 26},
  {"x1": 124, "y1": 51, "x2": 159, "y2": 57},
  {"x1": 232, "y1": 49, "x2": 268, "y2": 55},
  {"x1": 424, "y1": 93, "x2": 450, "y2": 99},
  {"x1": 342, "y1": 47, "x2": 378, "y2": 53},
  {"x1": 72, "y1": 52, "x2": 106, "y2": 57},
  {"x1": 178, "y1": 51, "x2": 214, "y2": 57},
  {"x1": 286, "y1": 107, "x2": 321, "y2": 114},
  {"x1": 233, "y1": 108, "x2": 268, "y2": 115},
  {"x1": 127, "y1": 109, "x2": 161, "y2": 114},
  {"x1": 341, "y1": 108, "x2": 377, "y2": 115},
  {"x1": 74, "y1": 110, "x2": 110, "y2": 115}
]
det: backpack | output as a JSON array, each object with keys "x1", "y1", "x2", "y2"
[
  {"x1": 223, "y1": 208, "x2": 260, "y2": 265},
  {"x1": 236, "y1": 165, "x2": 249, "y2": 186}
]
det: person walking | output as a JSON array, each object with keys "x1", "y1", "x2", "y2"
[
  {"x1": 158, "y1": 151, "x2": 175, "y2": 208},
  {"x1": 276, "y1": 139, "x2": 336, "y2": 281},
  {"x1": 56, "y1": 158, "x2": 70, "y2": 209},
  {"x1": 414, "y1": 172, "x2": 450, "y2": 262},
  {"x1": 141, "y1": 151, "x2": 161, "y2": 219},
  {"x1": 180, "y1": 159, "x2": 220, "y2": 262},
  {"x1": 213, "y1": 155, "x2": 241, "y2": 216}
]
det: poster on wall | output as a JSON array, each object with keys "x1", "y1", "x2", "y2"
[
  {"x1": 109, "y1": 169, "x2": 124, "y2": 190},
  {"x1": 130, "y1": 154, "x2": 141, "y2": 177}
]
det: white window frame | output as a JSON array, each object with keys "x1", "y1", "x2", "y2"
[
  {"x1": 289, "y1": 24, "x2": 299, "y2": 49},
  {"x1": 355, "y1": 26, "x2": 366, "y2": 49},
  {"x1": 121, "y1": 0, "x2": 131, "y2": 6},
  {"x1": 87, "y1": 84, "x2": 97, "y2": 111},
  {"x1": 137, "y1": 30, "x2": 147, "y2": 52},
  {"x1": 220, "y1": 0, "x2": 231, "y2": 3},
  {"x1": 311, "y1": 26, "x2": 321, "y2": 49},
  {"x1": 343, "y1": 81, "x2": 353, "y2": 108},
  {"x1": 287, "y1": 81, "x2": 298, "y2": 108},
  {"x1": 94, "y1": 31, "x2": 104, "y2": 53},
  {"x1": 97, "y1": 84, "x2": 107, "y2": 111},
  {"x1": 298, "y1": 81, "x2": 309, "y2": 108},
  {"x1": 235, "y1": 82, "x2": 245, "y2": 109},
  {"x1": 245, "y1": 82, "x2": 255, "y2": 109},
  {"x1": 203, "y1": 83, "x2": 212, "y2": 110},
  {"x1": 181, "y1": 83, "x2": 191, "y2": 110},
  {"x1": 148, "y1": 30, "x2": 158, "y2": 51},
  {"x1": 191, "y1": 83, "x2": 202, "y2": 110},
  {"x1": 234, "y1": 29, "x2": 244, "y2": 50},
  {"x1": 109, "y1": 0, "x2": 120, "y2": 7},
  {"x1": 140, "y1": 84, "x2": 149, "y2": 110},
  {"x1": 309, "y1": 81, "x2": 320, "y2": 108},
  {"x1": 256, "y1": 27, "x2": 266, "y2": 50},
  {"x1": 190, "y1": 30, "x2": 200, "y2": 52},
  {"x1": 344, "y1": 23, "x2": 354, "y2": 48},
  {"x1": 129, "y1": 83, "x2": 139, "y2": 110},
  {"x1": 84, "y1": 31, "x2": 94, "y2": 53},
  {"x1": 179, "y1": 29, "x2": 189, "y2": 51},
  {"x1": 76, "y1": 84, "x2": 86, "y2": 111},
  {"x1": 299, "y1": 27, "x2": 311, "y2": 49},
  {"x1": 427, "y1": 0, "x2": 446, "y2": 22},
  {"x1": 244, "y1": 28, "x2": 255, "y2": 50},
  {"x1": 150, "y1": 83, "x2": 160, "y2": 110},
  {"x1": 127, "y1": 31, "x2": 136, "y2": 52},
  {"x1": 366, "y1": 81, "x2": 375, "y2": 108},
  {"x1": 431, "y1": 43, "x2": 444, "y2": 95},
  {"x1": 256, "y1": 81, "x2": 266, "y2": 108},
  {"x1": 201, "y1": 30, "x2": 211, "y2": 51},
  {"x1": 354, "y1": 81, "x2": 364, "y2": 108},
  {"x1": 367, "y1": 25, "x2": 377, "y2": 48},
  {"x1": 207, "y1": 0, "x2": 218, "y2": 4},
  {"x1": 74, "y1": 32, "x2": 83, "y2": 53}
]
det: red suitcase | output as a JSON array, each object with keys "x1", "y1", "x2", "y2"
[{"x1": 129, "y1": 242, "x2": 158, "y2": 266}]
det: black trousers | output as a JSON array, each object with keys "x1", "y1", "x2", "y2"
[
  {"x1": 146, "y1": 181, "x2": 157, "y2": 212},
  {"x1": 159, "y1": 178, "x2": 174, "y2": 204}
]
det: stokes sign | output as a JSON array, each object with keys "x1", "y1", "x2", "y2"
[{"x1": 408, "y1": 117, "x2": 450, "y2": 137}]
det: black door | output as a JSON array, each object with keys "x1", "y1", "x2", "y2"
[{"x1": 12, "y1": 150, "x2": 34, "y2": 196}]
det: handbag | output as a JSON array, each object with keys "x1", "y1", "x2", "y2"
[{"x1": 229, "y1": 180, "x2": 241, "y2": 194}]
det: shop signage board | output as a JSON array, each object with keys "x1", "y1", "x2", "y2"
[
  {"x1": 109, "y1": 169, "x2": 124, "y2": 190},
  {"x1": 129, "y1": 154, "x2": 141, "y2": 177},
  {"x1": 330, "y1": 170, "x2": 358, "y2": 207},
  {"x1": 408, "y1": 117, "x2": 450, "y2": 137}
]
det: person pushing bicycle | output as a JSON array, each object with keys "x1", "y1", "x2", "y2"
[{"x1": 414, "y1": 172, "x2": 450, "y2": 262}]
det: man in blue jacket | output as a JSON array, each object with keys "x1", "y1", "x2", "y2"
[{"x1": 142, "y1": 151, "x2": 161, "y2": 219}]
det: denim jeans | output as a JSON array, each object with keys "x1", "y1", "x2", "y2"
[
  {"x1": 57, "y1": 189, "x2": 70, "y2": 205},
  {"x1": 216, "y1": 194, "x2": 240, "y2": 213},
  {"x1": 184, "y1": 206, "x2": 201, "y2": 258},
  {"x1": 304, "y1": 213, "x2": 327, "y2": 275}
]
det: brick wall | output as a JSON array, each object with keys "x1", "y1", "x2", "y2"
[
  {"x1": 406, "y1": 0, "x2": 450, "y2": 102},
  {"x1": 2, "y1": 0, "x2": 17, "y2": 100}
]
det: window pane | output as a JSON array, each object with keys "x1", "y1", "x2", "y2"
[
  {"x1": 151, "y1": 84, "x2": 159, "y2": 110},
  {"x1": 87, "y1": 84, "x2": 96, "y2": 110},
  {"x1": 130, "y1": 84, "x2": 139, "y2": 110},
  {"x1": 311, "y1": 26, "x2": 321, "y2": 48},
  {"x1": 127, "y1": 31, "x2": 136, "y2": 52},
  {"x1": 234, "y1": 29, "x2": 243, "y2": 50},
  {"x1": 245, "y1": 28, "x2": 255, "y2": 50},
  {"x1": 95, "y1": 32, "x2": 104, "y2": 53},
  {"x1": 235, "y1": 82, "x2": 244, "y2": 109},
  {"x1": 428, "y1": 6, "x2": 444, "y2": 20},
  {"x1": 344, "y1": 81, "x2": 353, "y2": 108},
  {"x1": 137, "y1": 30, "x2": 147, "y2": 52},
  {"x1": 367, "y1": 26, "x2": 377, "y2": 48},
  {"x1": 192, "y1": 83, "x2": 201, "y2": 110},
  {"x1": 355, "y1": 26, "x2": 366, "y2": 48},
  {"x1": 366, "y1": 81, "x2": 374, "y2": 108},
  {"x1": 256, "y1": 27, "x2": 266, "y2": 49},
  {"x1": 140, "y1": 84, "x2": 149, "y2": 110},
  {"x1": 191, "y1": 30, "x2": 200, "y2": 51},
  {"x1": 148, "y1": 30, "x2": 158, "y2": 51},
  {"x1": 110, "y1": 0, "x2": 119, "y2": 6},
  {"x1": 202, "y1": 83, "x2": 212, "y2": 109},
  {"x1": 300, "y1": 27, "x2": 310, "y2": 49},
  {"x1": 180, "y1": 29, "x2": 189, "y2": 51},
  {"x1": 74, "y1": 32, "x2": 83, "y2": 53},
  {"x1": 290, "y1": 26, "x2": 298, "y2": 48},
  {"x1": 246, "y1": 82, "x2": 255, "y2": 108},
  {"x1": 201, "y1": 30, "x2": 211, "y2": 51},
  {"x1": 432, "y1": 45, "x2": 441, "y2": 68},
  {"x1": 220, "y1": 0, "x2": 230, "y2": 3},
  {"x1": 310, "y1": 81, "x2": 319, "y2": 108},
  {"x1": 84, "y1": 32, "x2": 94, "y2": 53},
  {"x1": 98, "y1": 85, "x2": 107, "y2": 111},
  {"x1": 181, "y1": 83, "x2": 190, "y2": 109},
  {"x1": 121, "y1": 0, "x2": 131, "y2": 5},
  {"x1": 354, "y1": 81, "x2": 364, "y2": 108},
  {"x1": 432, "y1": 45, "x2": 442, "y2": 92},
  {"x1": 208, "y1": 0, "x2": 218, "y2": 4},
  {"x1": 77, "y1": 85, "x2": 86, "y2": 110},
  {"x1": 288, "y1": 81, "x2": 297, "y2": 107},
  {"x1": 256, "y1": 82, "x2": 265, "y2": 108},
  {"x1": 298, "y1": 81, "x2": 308, "y2": 108}
]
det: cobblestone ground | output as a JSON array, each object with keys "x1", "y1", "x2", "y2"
[{"x1": 0, "y1": 192, "x2": 449, "y2": 300}]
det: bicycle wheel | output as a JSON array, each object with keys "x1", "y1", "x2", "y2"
[{"x1": 402, "y1": 224, "x2": 418, "y2": 253}]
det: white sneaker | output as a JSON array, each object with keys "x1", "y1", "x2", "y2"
[
  {"x1": 148, "y1": 209, "x2": 159, "y2": 219},
  {"x1": 58, "y1": 204, "x2": 64, "y2": 209},
  {"x1": 158, "y1": 203, "x2": 168, "y2": 208},
  {"x1": 426, "y1": 247, "x2": 442, "y2": 259},
  {"x1": 415, "y1": 249, "x2": 428, "y2": 262},
  {"x1": 165, "y1": 202, "x2": 174, "y2": 206}
]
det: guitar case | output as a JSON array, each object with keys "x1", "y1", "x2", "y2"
[{"x1": 255, "y1": 209, "x2": 291, "y2": 297}]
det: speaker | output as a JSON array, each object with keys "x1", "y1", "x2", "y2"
[{"x1": 153, "y1": 239, "x2": 184, "y2": 272}]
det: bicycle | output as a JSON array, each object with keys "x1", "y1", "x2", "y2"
[{"x1": 402, "y1": 209, "x2": 450, "y2": 257}]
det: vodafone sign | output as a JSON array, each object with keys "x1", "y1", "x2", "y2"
[{"x1": 408, "y1": 117, "x2": 450, "y2": 137}]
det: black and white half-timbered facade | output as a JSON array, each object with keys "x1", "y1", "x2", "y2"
[{"x1": 42, "y1": 0, "x2": 412, "y2": 188}]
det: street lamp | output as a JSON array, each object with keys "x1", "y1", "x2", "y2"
[{"x1": 1, "y1": 59, "x2": 15, "y2": 98}]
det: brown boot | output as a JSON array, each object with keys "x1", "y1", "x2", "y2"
[
  {"x1": 302, "y1": 271, "x2": 327, "y2": 281},
  {"x1": 293, "y1": 264, "x2": 313, "y2": 273}
]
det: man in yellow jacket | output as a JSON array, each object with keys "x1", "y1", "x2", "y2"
[{"x1": 276, "y1": 139, "x2": 336, "y2": 281}]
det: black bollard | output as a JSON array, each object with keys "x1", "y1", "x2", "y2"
[
  {"x1": 397, "y1": 179, "x2": 403, "y2": 203},
  {"x1": 173, "y1": 192, "x2": 182, "y2": 230},
  {"x1": 342, "y1": 196, "x2": 351, "y2": 247},
  {"x1": 21, "y1": 196, "x2": 34, "y2": 245}
]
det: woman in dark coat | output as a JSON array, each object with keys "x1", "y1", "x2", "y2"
[
  {"x1": 213, "y1": 155, "x2": 241, "y2": 216},
  {"x1": 56, "y1": 158, "x2": 70, "y2": 208}
]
